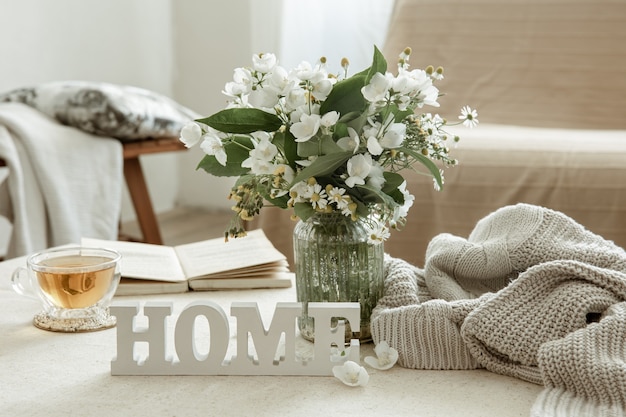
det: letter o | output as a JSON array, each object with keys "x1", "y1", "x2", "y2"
[{"x1": 174, "y1": 302, "x2": 229, "y2": 368}]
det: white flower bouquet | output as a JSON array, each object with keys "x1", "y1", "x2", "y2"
[{"x1": 180, "y1": 46, "x2": 477, "y2": 241}]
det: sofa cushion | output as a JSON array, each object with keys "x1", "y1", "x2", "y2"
[
  {"x1": 0, "y1": 81, "x2": 198, "y2": 141},
  {"x1": 383, "y1": 0, "x2": 626, "y2": 130}
]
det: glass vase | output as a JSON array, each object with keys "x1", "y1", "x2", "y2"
[{"x1": 293, "y1": 212, "x2": 384, "y2": 343}]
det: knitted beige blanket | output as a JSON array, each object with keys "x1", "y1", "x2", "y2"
[{"x1": 371, "y1": 204, "x2": 626, "y2": 416}]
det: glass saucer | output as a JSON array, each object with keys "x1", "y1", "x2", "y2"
[{"x1": 33, "y1": 308, "x2": 116, "y2": 332}]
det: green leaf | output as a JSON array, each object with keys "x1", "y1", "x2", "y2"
[
  {"x1": 380, "y1": 103, "x2": 415, "y2": 123},
  {"x1": 319, "y1": 74, "x2": 367, "y2": 117},
  {"x1": 355, "y1": 184, "x2": 399, "y2": 208},
  {"x1": 297, "y1": 135, "x2": 343, "y2": 158},
  {"x1": 272, "y1": 130, "x2": 298, "y2": 169},
  {"x1": 257, "y1": 187, "x2": 290, "y2": 209},
  {"x1": 196, "y1": 136, "x2": 253, "y2": 177},
  {"x1": 354, "y1": 45, "x2": 388, "y2": 83},
  {"x1": 293, "y1": 202, "x2": 316, "y2": 221},
  {"x1": 365, "y1": 45, "x2": 388, "y2": 84},
  {"x1": 381, "y1": 171, "x2": 405, "y2": 194},
  {"x1": 291, "y1": 151, "x2": 353, "y2": 185},
  {"x1": 399, "y1": 146, "x2": 444, "y2": 189},
  {"x1": 197, "y1": 108, "x2": 282, "y2": 134}
]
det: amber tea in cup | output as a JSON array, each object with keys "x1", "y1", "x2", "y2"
[{"x1": 12, "y1": 247, "x2": 121, "y2": 332}]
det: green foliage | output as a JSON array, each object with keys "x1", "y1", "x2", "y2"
[
  {"x1": 197, "y1": 135, "x2": 253, "y2": 177},
  {"x1": 198, "y1": 108, "x2": 282, "y2": 134}
]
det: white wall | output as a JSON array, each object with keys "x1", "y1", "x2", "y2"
[
  {"x1": 0, "y1": 0, "x2": 176, "y2": 254},
  {"x1": 0, "y1": 0, "x2": 394, "y2": 254}
]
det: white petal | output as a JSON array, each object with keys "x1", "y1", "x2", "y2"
[
  {"x1": 332, "y1": 361, "x2": 369, "y2": 387},
  {"x1": 179, "y1": 122, "x2": 202, "y2": 148},
  {"x1": 364, "y1": 341, "x2": 399, "y2": 370}
]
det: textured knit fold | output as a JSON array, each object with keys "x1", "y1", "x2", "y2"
[
  {"x1": 531, "y1": 302, "x2": 626, "y2": 416},
  {"x1": 371, "y1": 255, "x2": 482, "y2": 369},
  {"x1": 424, "y1": 203, "x2": 626, "y2": 301},
  {"x1": 461, "y1": 260, "x2": 626, "y2": 384},
  {"x1": 373, "y1": 203, "x2": 626, "y2": 412}
]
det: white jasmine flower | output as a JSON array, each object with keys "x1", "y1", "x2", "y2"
[
  {"x1": 345, "y1": 153, "x2": 373, "y2": 188},
  {"x1": 290, "y1": 113, "x2": 321, "y2": 142},
  {"x1": 366, "y1": 162, "x2": 385, "y2": 190},
  {"x1": 252, "y1": 52, "x2": 277, "y2": 73},
  {"x1": 313, "y1": 81, "x2": 333, "y2": 101},
  {"x1": 459, "y1": 106, "x2": 479, "y2": 128},
  {"x1": 361, "y1": 72, "x2": 391, "y2": 103},
  {"x1": 364, "y1": 341, "x2": 398, "y2": 370},
  {"x1": 320, "y1": 111, "x2": 339, "y2": 128},
  {"x1": 332, "y1": 360, "x2": 369, "y2": 387},
  {"x1": 293, "y1": 61, "x2": 316, "y2": 81},
  {"x1": 199, "y1": 133, "x2": 227, "y2": 166},
  {"x1": 391, "y1": 72, "x2": 419, "y2": 96},
  {"x1": 179, "y1": 122, "x2": 203, "y2": 148},
  {"x1": 223, "y1": 68, "x2": 253, "y2": 99},
  {"x1": 288, "y1": 181, "x2": 310, "y2": 206},
  {"x1": 268, "y1": 66, "x2": 294, "y2": 97},
  {"x1": 380, "y1": 121, "x2": 406, "y2": 149},
  {"x1": 241, "y1": 135, "x2": 278, "y2": 174},
  {"x1": 249, "y1": 87, "x2": 280, "y2": 109},
  {"x1": 367, "y1": 135, "x2": 384, "y2": 156},
  {"x1": 402, "y1": 68, "x2": 440, "y2": 108},
  {"x1": 285, "y1": 87, "x2": 307, "y2": 113},
  {"x1": 391, "y1": 180, "x2": 415, "y2": 226},
  {"x1": 337, "y1": 127, "x2": 360, "y2": 153}
]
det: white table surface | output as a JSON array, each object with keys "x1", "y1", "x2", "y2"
[{"x1": 0, "y1": 255, "x2": 542, "y2": 417}]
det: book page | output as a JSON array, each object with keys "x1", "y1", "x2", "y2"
[
  {"x1": 81, "y1": 238, "x2": 186, "y2": 282},
  {"x1": 174, "y1": 229, "x2": 287, "y2": 279}
]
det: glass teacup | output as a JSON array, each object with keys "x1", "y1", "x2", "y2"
[{"x1": 11, "y1": 246, "x2": 121, "y2": 332}]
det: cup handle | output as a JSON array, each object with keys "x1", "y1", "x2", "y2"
[{"x1": 11, "y1": 266, "x2": 38, "y2": 300}]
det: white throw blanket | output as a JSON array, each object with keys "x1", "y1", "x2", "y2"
[{"x1": 0, "y1": 102, "x2": 122, "y2": 258}]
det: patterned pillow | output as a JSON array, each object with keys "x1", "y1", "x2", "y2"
[{"x1": 0, "y1": 81, "x2": 199, "y2": 141}]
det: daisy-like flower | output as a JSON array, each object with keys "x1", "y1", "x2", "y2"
[
  {"x1": 327, "y1": 185, "x2": 349, "y2": 206},
  {"x1": 367, "y1": 222, "x2": 390, "y2": 244},
  {"x1": 309, "y1": 183, "x2": 328, "y2": 210},
  {"x1": 364, "y1": 341, "x2": 399, "y2": 370},
  {"x1": 459, "y1": 105, "x2": 479, "y2": 128},
  {"x1": 332, "y1": 360, "x2": 369, "y2": 387}
]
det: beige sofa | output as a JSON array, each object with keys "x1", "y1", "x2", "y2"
[{"x1": 255, "y1": 0, "x2": 626, "y2": 268}]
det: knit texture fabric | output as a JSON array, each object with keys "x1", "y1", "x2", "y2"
[
  {"x1": 371, "y1": 255, "x2": 482, "y2": 369},
  {"x1": 531, "y1": 302, "x2": 626, "y2": 417},
  {"x1": 461, "y1": 260, "x2": 626, "y2": 384},
  {"x1": 424, "y1": 203, "x2": 626, "y2": 301},
  {"x1": 371, "y1": 204, "x2": 626, "y2": 414}
]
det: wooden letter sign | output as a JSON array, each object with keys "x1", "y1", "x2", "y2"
[{"x1": 110, "y1": 301, "x2": 360, "y2": 376}]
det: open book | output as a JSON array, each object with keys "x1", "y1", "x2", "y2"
[{"x1": 81, "y1": 229, "x2": 292, "y2": 296}]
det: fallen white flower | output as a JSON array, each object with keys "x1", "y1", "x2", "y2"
[
  {"x1": 332, "y1": 360, "x2": 369, "y2": 387},
  {"x1": 364, "y1": 341, "x2": 398, "y2": 370}
]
